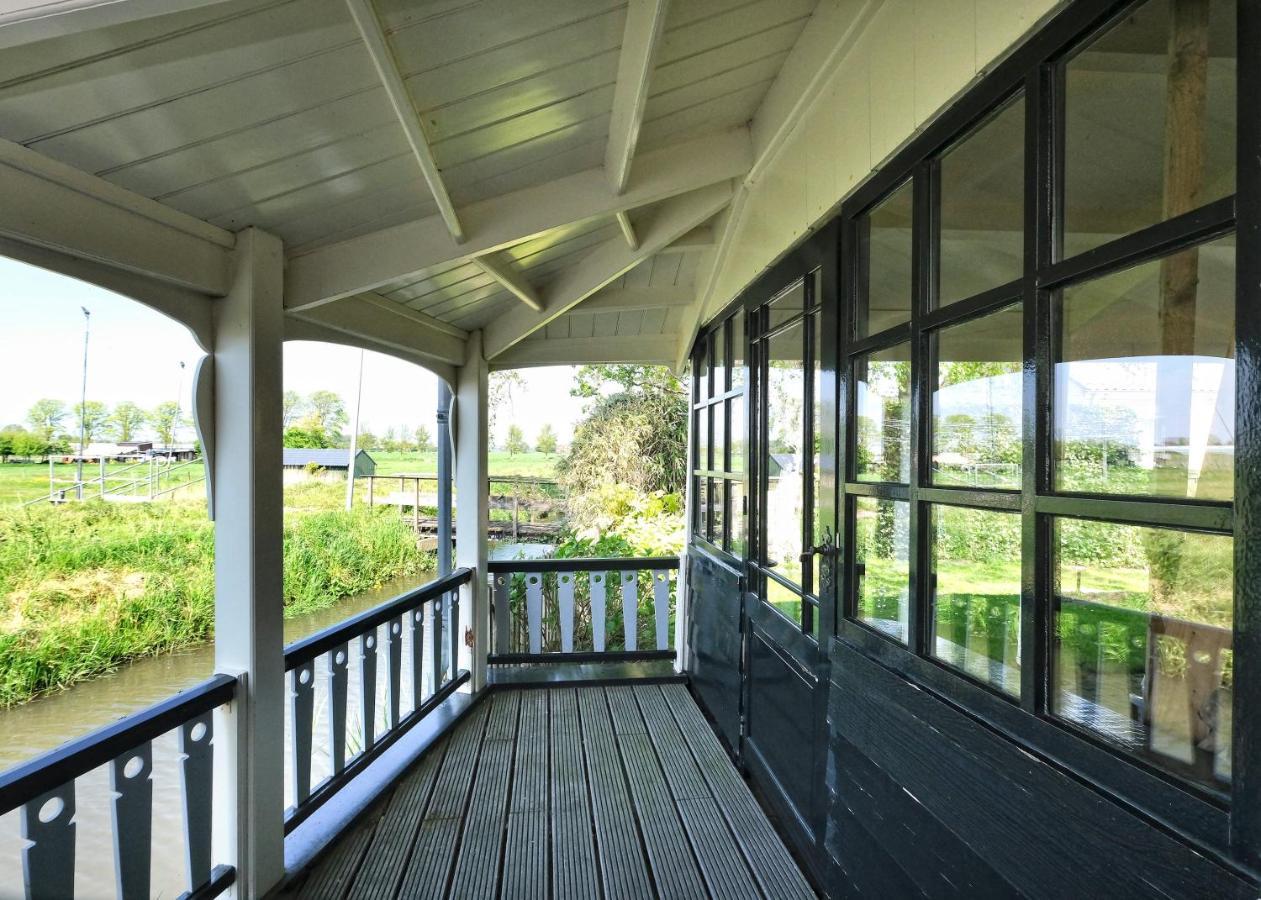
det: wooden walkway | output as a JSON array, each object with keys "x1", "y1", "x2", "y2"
[{"x1": 286, "y1": 684, "x2": 815, "y2": 900}]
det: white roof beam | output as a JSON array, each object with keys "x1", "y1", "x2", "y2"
[
  {"x1": 575, "y1": 286, "x2": 693, "y2": 315},
  {"x1": 615, "y1": 211, "x2": 639, "y2": 251},
  {"x1": 344, "y1": 0, "x2": 464, "y2": 242},
  {"x1": 0, "y1": 137, "x2": 233, "y2": 296},
  {"x1": 493, "y1": 335, "x2": 677, "y2": 369},
  {"x1": 284, "y1": 127, "x2": 752, "y2": 313},
  {"x1": 472, "y1": 255, "x2": 542, "y2": 312},
  {"x1": 606, "y1": 0, "x2": 669, "y2": 194},
  {"x1": 0, "y1": 0, "x2": 239, "y2": 50},
  {"x1": 483, "y1": 179, "x2": 732, "y2": 360},
  {"x1": 284, "y1": 315, "x2": 456, "y2": 386},
  {"x1": 287, "y1": 293, "x2": 467, "y2": 370}
]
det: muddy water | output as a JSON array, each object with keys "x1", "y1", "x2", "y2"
[{"x1": 0, "y1": 571, "x2": 436, "y2": 899}]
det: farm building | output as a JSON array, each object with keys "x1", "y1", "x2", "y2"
[{"x1": 281, "y1": 448, "x2": 376, "y2": 477}]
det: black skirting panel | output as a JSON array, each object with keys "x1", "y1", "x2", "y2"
[
  {"x1": 686, "y1": 549, "x2": 743, "y2": 753},
  {"x1": 825, "y1": 639, "x2": 1258, "y2": 899}
]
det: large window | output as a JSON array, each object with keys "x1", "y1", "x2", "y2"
[
  {"x1": 838, "y1": 0, "x2": 1240, "y2": 803},
  {"x1": 692, "y1": 310, "x2": 747, "y2": 557}
]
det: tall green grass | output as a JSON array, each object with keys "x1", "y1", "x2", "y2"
[{"x1": 0, "y1": 499, "x2": 433, "y2": 705}]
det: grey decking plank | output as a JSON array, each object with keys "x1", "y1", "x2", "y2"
[
  {"x1": 605, "y1": 684, "x2": 647, "y2": 734},
  {"x1": 616, "y1": 729, "x2": 708, "y2": 900},
  {"x1": 677, "y1": 798, "x2": 763, "y2": 900},
  {"x1": 345, "y1": 739, "x2": 448, "y2": 900},
  {"x1": 502, "y1": 811, "x2": 548, "y2": 900},
  {"x1": 632, "y1": 683, "x2": 711, "y2": 801},
  {"x1": 510, "y1": 690, "x2": 548, "y2": 813},
  {"x1": 484, "y1": 689, "x2": 521, "y2": 742},
  {"x1": 394, "y1": 704, "x2": 490, "y2": 898},
  {"x1": 551, "y1": 690, "x2": 600, "y2": 900},
  {"x1": 297, "y1": 810, "x2": 379, "y2": 900},
  {"x1": 660, "y1": 684, "x2": 816, "y2": 900},
  {"x1": 578, "y1": 687, "x2": 655, "y2": 900},
  {"x1": 449, "y1": 737, "x2": 515, "y2": 899}
]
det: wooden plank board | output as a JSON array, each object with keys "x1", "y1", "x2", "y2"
[
  {"x1": 676, "y1": 797, "x2": 763, "y2": 900},
  {"x1": 345, "y1": 739, "x2": 449, "y2": 900},
  {"x1": 578, "y1": 687, "x2": 655, "y2": 900},
  {"x1": 501, "y1": 811, "x2": 549, "y2": 900},
  {"x1": 550, "y1": 690, "x2": 600, "y2": 900},
  {"x1": 661, "y1": 684, "x2": 816, "y2": 900},
  {"x1": 605, "y1": 684, "x2": 648, "y2": 734},
  {"x1": 296, "y1": 809, "x2": 378, "y2": 900},
  {"x1": 449, "y1": 738, "x2": 515, "y2": 899},
  {"x1": 633, "y1": 683, "x2": 711, "y2": 801},
  {"x1": 616, "y1": 730, "x2": 709, "y2": 899}
]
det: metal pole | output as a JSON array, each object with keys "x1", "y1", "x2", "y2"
[
  {"x1": 345, "y1": 350, "x2": 365, "y2": 510},
  {"x1": 99, "y1": 456, "x2": 106, "y2": 498},
  {"x1": 437, "y1": 381, "x2": 453, "y2": 575},
  {"x1": 76, "y1": 307, "x2": 90, "y2": 499}
]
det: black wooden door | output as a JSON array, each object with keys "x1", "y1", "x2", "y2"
[{"x1": 742, "y1": 225, "x2": 838, "y2": 856}]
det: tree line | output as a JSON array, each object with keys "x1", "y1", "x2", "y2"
[{"x1": 1, "y1": 398, "x2": 187, "y2": 460}]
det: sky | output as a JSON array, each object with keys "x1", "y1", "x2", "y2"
[{"x1": 0, "y1": 257, "x2": 589, "y2": 447}]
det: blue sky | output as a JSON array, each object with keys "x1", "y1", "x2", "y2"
[{"x1": 0, "y1": 257, "x2": 586, "y2": 445}]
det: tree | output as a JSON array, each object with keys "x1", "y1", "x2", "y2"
[
  {"x1": 284, "y1": 426, "x2": 331, "y2": 449},
  {"x1": 357, "y1": 430, "x2": 379, "y2": 451},
  {"x1": 109, "y1": 401, "x2": 147, "y2": 442},
  {"x1": 571, "y1": 364, "x2": 685, "y2": 400},
  {"x1": 73, "y1": 401, "x2": 110, "y2": 444},
  {"x1": 305, "y1": 390, "x2": 347, "y2": 433},
  {"x1": 505, "y1": 424, "x2": 528, "y2": 456},
  {"x1": 535, "y1": 423, "x2": 558, "y2": 454},
  {"x1": 282, "y1": 390, "x2": 306, "y2": 429},
  {"x1": 488, "y1": 370, "x2": 524, "y2": 433},
  {"x1": 415, "y1": 425, "x2": 434, "y2": 452},
  {"x1": 150, "y1": 401, "x2": 184, "y2": 447},
  {"x1": 558, "y1": 389, "x2": 687, "y2": 501},
  {"x1": 26, "y1": 399, "x2": 66, "y2": 442}
]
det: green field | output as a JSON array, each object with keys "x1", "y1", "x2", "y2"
[{"x1": 368, "y1": 450, "x2": 560, "y2": 479}]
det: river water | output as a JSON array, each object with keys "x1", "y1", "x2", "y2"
[{"x1": 0, "y1": 571, "x2": 436, "y2": 899}]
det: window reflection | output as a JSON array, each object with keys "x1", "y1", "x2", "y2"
[
  {"x1": 855, "y1": 344, "x2": 911, "y2": 483},
  {"x1": 728, "y1": 480, "x2": 746, "y2": 556},
  {"x1": 858, "y1": 181, "x2": 913, "y2": 337},
  {"x1": 933, "y1": 304, "x2": 1023, "y2": 489},
  {"x1": 931, "y1": 505, "x2": 1021, "y2": 696},
  {"x1": 855, "y1": 497, "x2": 910, "y2": 642},
  {"x1": 729, "y1": 396, "x2": 745, "y2": 473},
  {"x1": 1054, "y1": 236, "x2": 1235, "y2": 500},
  {"x1": 939, "y1": 98, "x2": 1024, "y2": 305},
  {"x1": 1064, "y1": 0, "x2": 1236, "y2": 254},
  {"x1": 1052, "y1": 520, "x2": 1232, "y2": 788},
  {"x1": 764, "y1": 320, "x2": 806, "y2": 585},
  {"x1": 731, "y1": 313, "x2": 746, "y2": 391}
]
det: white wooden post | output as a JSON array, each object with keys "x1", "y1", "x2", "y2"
[
  {"x1": 455, "y1": 331, "x2": 489, "y2": 690},
  {"x1": 211, "y1": 227, "x2": 286, "y2": 898}
]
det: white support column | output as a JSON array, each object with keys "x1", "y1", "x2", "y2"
[
  {"x1": 455, "y1": 331, "x2": 490, "y2": 690},
  {"x1": 211, "y1": 227, "x2": 286, "y2": 898}
]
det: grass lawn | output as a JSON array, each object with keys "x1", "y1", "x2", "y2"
[
  {"x1": 370, "y1": 450, "x2": 560, "y2": 479},
  {"x1": 0, "y1": 461, "x2": 204, "y2": 506}
]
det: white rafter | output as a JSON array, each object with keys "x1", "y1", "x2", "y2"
[
  {"x1": 284, "y1": 127, "x2": 752, "y2": 312},
  {"x1": 344, "y1": 0, "x2": 464, "y2": 242},
  {"x1": 472, "y1": 255, "x2": 543, "y2": 313},
  {"x1": 288, "y1": 292, "x2": 467, "y2": 371},
  {"x1": 615, "y1": 211, "x2": 639, "y2": 251},
  {"x1": 493, "y1": 335, "x2": 678, "y2": 369},
  {"x1": 0, "y1": 136, "x2": 233, "y2": 296},
  {"x1": 606, "y1": 0, "x2": 670, "y2": 195},
  {"x1": 483, "y1": 180, "x2": 732, "y2": 360}
]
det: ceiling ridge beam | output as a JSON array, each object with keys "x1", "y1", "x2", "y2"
[
  {"x1": 483, "y1": 179, "x2": 733, "y2": 360},
  {"x1": 344, "y1": 0, "x2": 464, "y2": 242},
  {"x1": 284, "y1": 126, "x2": 752, "y2": 312},
  {"x1": 0, "y1": 136, "x2": 234, "y2": 296},
  {"x1": 493, "y1": 334, "x2": 678, "y2": 369},
  {"x1": 288, "y1": 294, "x2": 466, "y2": 368},
  {"x1": 472, "y1": 255, "x2": 543, "y2": 312},
  {"x1": 607, "y1": 0, "x2": 669, "y2": 250}
]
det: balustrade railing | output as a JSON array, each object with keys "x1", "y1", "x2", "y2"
[
  {"x1": 282, "y1": 567, "x2": 472, "y2": 832},
  {"x1": 0, "y1": 674, "x2": 237, "y2": 900},
  {"x1": 488, "y1": 557, "x2": 679, "y2": 663}
]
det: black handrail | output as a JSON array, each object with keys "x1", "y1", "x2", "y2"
[
  {"x1": 487, "y1": 556, "x2": 678, "y2": 573},
  {"x1": 284, "y1": 567, "x2": 472, "y2": 669},
  {"x1": 0, "y1": 673, "x2": 236, "y2": 814}
]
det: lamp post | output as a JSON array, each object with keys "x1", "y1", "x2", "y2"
[
  {"x1": 345, "y1": 350, "x2": 365, "y2": 510},
  {"x1": 75, "y1": 306, "x2": 90, "y2": 499}
]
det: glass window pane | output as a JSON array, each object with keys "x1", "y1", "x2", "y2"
[
  {"x1": 729, "y1": 396, "x2": 745, "y2": 474},
  {"x1": 709, "y1": 477, "x2": 724, "y2": 545},
  {"x1": 769, "y1": 280, "x2": 806, "y2": 331},
  {"x1": 939, "y1": 97, "x2": 1025, "y2": 305},
  {"x1": 855, "y1": 343, "x2": 911, "y2": 483},
  {"x1": 1052, "y1": 520, "x2": 1232, "y2": 788},
  {"x1": 728, "y1": 480, "x2": 746, "y2": 556},
  {"x1": 933, "y1": 304, "x2": 1023, "y2": 489},
  {"x1": 1054, "y1": 235, "x2": 1235, "y2": 501},
  {"x1": 712, "y1": 328, "x2": 727, "y2": 394},
  {"x1": 713, "y1": 400, "x2": 726, "y2": 474},
  {"x1": 695, "y1": 477, "x2": 708, "y2": 534},
  {"x1": 764, "y1": 321, "x2": 806, "y2": 586},
  {"x1": 1064, "y1": 0, "x2": 1236, "y2": 255},
  {"x1": 854, "y1": 497, "x2": 911, "y2": 643},
  {"x1": 696, "y1": 340, "x2": 709, "y2": 402},
  {"x1": 766, "y1": 575, "x2": 802, "y2": 627},
  {"x1": 931, "y1": 505, "x2": 1021, "y2": 696},
  {"x1": 696, "y1": 405, "x2": 710, "y2": 472},
  {"x1": 859, "y1": 180, "x2": 914, "y2": 338},
  {"x1": 810, "y1": 312, "x2": 824, "y2": 594},
  {"x1": 731, "y1": 313, "x2": 746, "y2": 391}
]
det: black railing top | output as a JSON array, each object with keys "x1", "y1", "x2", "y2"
[
  {"x1": 487, "y1": 556, "x2": 679, "y2": 574},
  {"x1": 0, "y1": 673, "x2": 236, "y2": 815},
  {"x1": 284, "y1": 567, "x2": 472, "y2": 670}
]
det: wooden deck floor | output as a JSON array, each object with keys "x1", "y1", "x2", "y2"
[{"x1": 286, "y1": 683, "x2": 816, "y2": 900}]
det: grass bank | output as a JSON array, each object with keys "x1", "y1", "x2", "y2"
[{"x1": 0, "y1": 499, "x2": 433, "y2": 706}]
